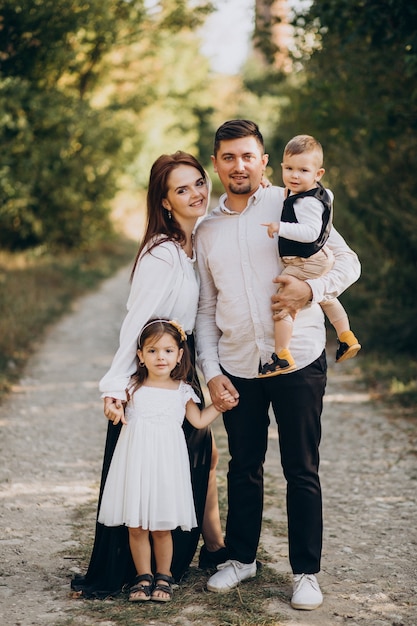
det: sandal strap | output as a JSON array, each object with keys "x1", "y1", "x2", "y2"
[
  {"x1": 153, "y1": 572, "x2": 174, "y2": 597},
  {"x1": 130, "y1": 573, "x2": 154, "y2": 596},
  {"x1": 154, "y1": 572, "x2": 175, "y2": 586},
  {"x1": 152, "y1": 583, "x2": 173, "y2": 597},
  {"x1": 133, "y1": 573, "x2": 154, "y2": 586}
]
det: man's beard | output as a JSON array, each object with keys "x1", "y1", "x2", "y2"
[{"x1": 228, "y1": 181, "x2": 252, "y2": 195}]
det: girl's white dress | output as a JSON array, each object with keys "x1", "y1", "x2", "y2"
[{"x1": 98, "y1": 381, "x2": 199, "y2": 532}]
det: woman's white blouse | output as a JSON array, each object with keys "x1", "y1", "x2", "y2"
[{"x1": 99, "y1": 238, "x2": 199, "y2": 401}]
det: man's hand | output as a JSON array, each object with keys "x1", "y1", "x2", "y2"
[
  {"x1": 272, "y1": 274, "x2": 312, "y2": 320},
  {"x1": 207, "y1": 375, "x2": 239, "y2": 412},
  {"x1": 103, "y1": 396, "x2": 127, "y2": 425}
]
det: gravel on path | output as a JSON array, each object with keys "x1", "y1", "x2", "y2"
[{"x1": 0, "y1": 265, "x2": 416, "y2": 626}]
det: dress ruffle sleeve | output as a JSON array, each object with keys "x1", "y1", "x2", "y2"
[{"x1": 180, "y1": 381, "x2": 201, "y2": 406}]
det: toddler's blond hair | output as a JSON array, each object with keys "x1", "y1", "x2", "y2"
[{"x1": 284, "y1": 135, "x2": 323, "y2": 167}]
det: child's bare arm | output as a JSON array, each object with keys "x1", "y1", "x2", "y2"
[
  {"x1": 185, "y1": 390, "x2": 238, "y2": 429},
  {"x1": 261, "y1": 221, "x2": 280, "y2": 238},
  {"x1": 185, "y1": 400, "x2": 220, "y2": 429}
]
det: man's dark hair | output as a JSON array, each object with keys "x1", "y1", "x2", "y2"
[{"x1": 213, "y1": 119, "x2": 265, "y2": 155}]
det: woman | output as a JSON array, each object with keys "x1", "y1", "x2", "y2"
[{"x1": 71, "y1": 152, "x2": 230, "y2": 599}]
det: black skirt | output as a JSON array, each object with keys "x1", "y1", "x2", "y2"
[{"x1": 71, "y1": 334, "x2": 211, "y2": 598}]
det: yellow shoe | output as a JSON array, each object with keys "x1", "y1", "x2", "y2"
[
  {"x1": 259, "y1": 349, "x2": 296, "y2": 377},
  {"x1": 336, "y1": 331, "x2": 361, "y2": 363}
]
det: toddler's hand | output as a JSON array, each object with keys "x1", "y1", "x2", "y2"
[
  {"x1": 260, "y1": 175, "x2": 272, "y2": 188},
  {"x1": 261, "y1": 222, "x2": 279, "y2": 238}
]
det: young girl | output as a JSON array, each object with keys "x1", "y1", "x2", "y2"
[{"x1": 98, "y1": 319, "x2": 232, "y2": 603}]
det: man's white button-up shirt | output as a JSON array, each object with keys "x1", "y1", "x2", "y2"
[{"x1": 195, "y1": 185, "x2": 361, "y2": 382}]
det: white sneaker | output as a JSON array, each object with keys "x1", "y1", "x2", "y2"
[
  {"x1": 291, "y1": 573, "x2": 323, "y2": 610},
  {"x1": 206, "y1": 559, "x2": 257, "y2": 593}
]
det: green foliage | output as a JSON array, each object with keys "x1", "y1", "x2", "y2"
[
  {"x1": 0, "y1": 0, "x2": 139, "y2": 249},
  {"x1": 269, "y1": 0, "x2": 417, "y2": 356},
  {"x1": 119, "y1": 29, "x2": 214, "y2": 188},
  {"x1": 0, "y1": 0, "x2": 214, "y2": 251},
  {"x1": 0, "y1": 77, "x2": 121, "y2": 248},
  {"x1": 0, "y1": 0, "x2": 86, "y2": 84}
]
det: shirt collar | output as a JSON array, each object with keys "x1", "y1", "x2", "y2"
[{"x1": 219, "y1": 186, "x2": 263, "y2": 215}]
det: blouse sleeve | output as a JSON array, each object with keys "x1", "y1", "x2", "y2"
[
  {"x1": 99, "y1": 241, "x2": 182, "y2": 400},
  {"x1": 181, "y1": 381, "x2": 201, "y2": 406}
]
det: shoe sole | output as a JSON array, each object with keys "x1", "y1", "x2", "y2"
[
  {"x1": 206, "y1": 583, "x2": 235, "y2": 593},
  {"x1": 336, "y1": 343, "x2": 361, "y2": 363},
  {"x1": 206, "y1": 572, "x2": 256, "y2": 593},
  {"x1": 291, "y1": 599, "x2": 323, "y2": 610},
  {"x1": 257, "y1": 364, "x2": 297, "y2": 378}
]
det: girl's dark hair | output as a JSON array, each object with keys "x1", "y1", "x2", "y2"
[
  {"x1": 213, "y1": 119, "x2": 265, "y2": 155},
  {"x1": 130, "y1": 151, "x2": 208, "y2": 281},
  {"x1": 129, "y1": 319, "x2": 192, "y2": 395}
]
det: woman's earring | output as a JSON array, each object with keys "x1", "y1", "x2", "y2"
[
  {"x1": 163, "y1": 201, "x2": 171, "y2": 219},
  {"x1": 139, "y1": 361, "x2": 145, "y2": 368}
]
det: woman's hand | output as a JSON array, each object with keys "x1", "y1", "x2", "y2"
[{"x1": 103, "y1": 396, "x2": 127, "y2": 425}]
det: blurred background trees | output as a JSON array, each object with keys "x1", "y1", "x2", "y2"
[
  {"x1": 1, "y1": 0, "x2": 416, "y2": 368},
  {"x1": 0, "y1": 0, "x2": 214, "y2": 249}
]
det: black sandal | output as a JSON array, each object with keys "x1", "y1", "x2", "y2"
[
  {"x1": 151, "y1": 572, "x2": 175, "y2": 603},
  {"x1": 128, "y1": 573, "x2": 154, "y2": 602}
]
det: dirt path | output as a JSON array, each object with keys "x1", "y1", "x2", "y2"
[{"x1": 0, "y1": 265, "x2": 416, "y2": 626}]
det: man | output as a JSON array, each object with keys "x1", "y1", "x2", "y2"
[{"x1": 195, "y1": 120, "x2": 360, "y2": 610}]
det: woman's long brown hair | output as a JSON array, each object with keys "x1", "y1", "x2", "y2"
[{"x1": 130, "y1": 151, "x2": 208, "y2": 281}]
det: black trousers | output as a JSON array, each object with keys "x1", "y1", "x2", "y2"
[{"x1": 222, "y1": 351, "x2": 326, "y2": 574}]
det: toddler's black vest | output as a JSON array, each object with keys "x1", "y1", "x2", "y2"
[{"x1": 278, "y1": 182, "x2": 333, "y2": 258}]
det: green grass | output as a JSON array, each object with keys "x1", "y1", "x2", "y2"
[
  {"x1": 64, "y1": 464, "x2": 291, "y2": 626},
  {"x1": 359, "y1": 353, "x2": 417, "y2": 417},
  {"x1": 65, "y1": 565, "x2": 290, "y2": 626},
  {"x1": 0, "y1": 237, "x2": 137, "y2": 402},
  {"x1": 325, "y1": 335, "x2": 417, "y2": 417}
]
